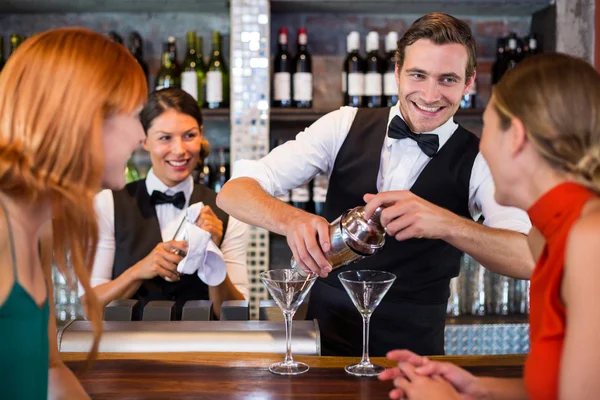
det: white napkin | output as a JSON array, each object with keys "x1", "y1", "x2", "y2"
[{"x1": 173, "y1": 202, "x2": 227, "y2": 286}]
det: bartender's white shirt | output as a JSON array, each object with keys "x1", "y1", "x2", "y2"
[
  {"x1": 232, "y1": 104, "x2": 531, "y2": 234},
  {"x1": 83, "y1": 169, "x2": 250, "y2": 299}
]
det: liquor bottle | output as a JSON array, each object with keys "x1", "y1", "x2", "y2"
[
  {"x1": 364, "y1": 31, "x2": 383, "y2": 108},
  {"x1": 108, "y1": 31, "x2": 123, "y2": 45},
  {"x1": 125, "y1": 157, "x2": 140, "y2": 184},
  {"x1": 384, "y1": 32, "x2": 398, "y2": 107},
  {"x1": 167, "y1": 36, "x2": 182, "y2": 76},
  {"x1": 293, "y1": 27, "x2": 312, "y2": 108},
  {"x1": 155, "y1": 42, "x2": 181, "y2": 90},
  {"x1": 182, "y1": 31, "x2": 206, "y2": 107},
  {"x1": 272, "y1": 27, "x2": 293, "y2": 108},
  {"x1": 9, "y1": 33, "x2": 20, "y2": 56},
  {"x1": 206, "y1": 31, "x2": 229, "y2": 109},
  {"x1": 212, "y1": 148, "x2": 229, "y2": 193},
  {"x1": 195, "y1": 34, "x2": 207, "y2": 106},
  {"x1": 505, "y1": 33, "x2": 519, "y2": 71},
  {"x1": 343, "y1": 31, "x2": 364, "y2": 108},
  {"x1": 128, "y1": 31, "x2": 149, "y2": 87},
  {"x1": 491, "y1": 38, "x2": 506, "y2": 86},
  {"x1": 312, "y1": 173, "x2": 329, "y2": 216},
  {"x1": 0, "y1": 36, "x2": 4, "y2": 71},
  {"x1": 197, "y1": 138, "x2": 211, "y2": 186},
  {"x1": 291, "y1": 183, "x2": 311, "y2": 212},
  {"x1": 523, "y1": 34, "x2": 539, "y2": 57},
  {"x1": 460, "y1": 79, "x2": 477, "y2": 109}
]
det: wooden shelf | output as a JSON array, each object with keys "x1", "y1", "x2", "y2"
[
  {"x1": 271, "y1": 0, "x2": 550, "y2": 16},
  {"x1": 0, "y1": 0, "x2": 229, "y2": 13}
]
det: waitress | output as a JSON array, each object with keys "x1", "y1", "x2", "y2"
[{"x1": 81, "y1": 88, "x2": 248, "y2": 319}]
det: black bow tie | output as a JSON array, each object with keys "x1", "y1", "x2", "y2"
[
  {"x1": 150, "y1": 190, "x2": 186, "y2": 209},
  {"x1": 387, "y1": 115, "x2": 439, "y2": 157}
]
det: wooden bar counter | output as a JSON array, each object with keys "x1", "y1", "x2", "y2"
[{"x1": 62, "y1": 352, "x2": 525, "y2": 399}]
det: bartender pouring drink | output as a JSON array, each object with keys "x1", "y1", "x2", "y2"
[{"x1": 217, "y1": 13, "x2": 533, "y2": 356}]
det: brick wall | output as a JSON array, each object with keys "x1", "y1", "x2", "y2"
[{"x1": 271, "y1": 13, "x2": 532, "y2": 111}]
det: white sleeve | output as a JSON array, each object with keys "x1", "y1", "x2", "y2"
[
  {"x1": 219, "y1": 216, "x2": 250, "y2": 300},
  {"x1": 230, "y1": 106, "x2": 359, "y2": 197},
  {"x1": 468, "y1": 153, "x2": 532, "y2": 234},
  {"x1": 78, "y1": 189, "x2": 117, "y2": 296}
]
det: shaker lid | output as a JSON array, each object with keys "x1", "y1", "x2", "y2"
[{"x1": 340, "y1": 206, "x2": 385, "y2": 254}]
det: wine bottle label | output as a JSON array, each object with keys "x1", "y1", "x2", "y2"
[
  {"x1": 364, "y1": 72, "x2": 382, "y2": 96},
  {"x1": 384, "y1": 72, "x2": 397, "y2": 96},
  {"x1": 277, "y1": 191, "x2": 291, "y2": 202},
  {"x1": 291, "y1": 185, "x2": 310, "y2": 202},
  {"x1": 274, "y1": 72, "x2": 291, "y2": 101},
  {"x1": 341, "y1": 72, "x2": 347, "y2": 93},
  {"x1": 348, "y1": 72, "x2": 364, "y2": 96},
  {"x1": 312, "y1": 186, "x2": 327, "y2": 202},
  {"x1": 293, "y1": 72, "x2": 313, "y2": 101},
  {"x1": 181, "y1": 71, "x2": 199, "y2": 100},
  {"x1": 206, "y1": 71, "x2": 223, "y2": 103}
]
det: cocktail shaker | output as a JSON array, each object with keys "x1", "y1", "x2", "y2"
[{"x1": 291, "y1": 206, "x2": 386, "y2": 271}]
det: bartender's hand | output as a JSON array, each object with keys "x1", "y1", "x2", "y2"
[
  {"x1": 363, "y1": 191, "x2": 459, "y2": 241},
  {"x1": 132, "y1": 241, "x2": 187, "y2": 282},
  {"x1": 283, "y1": 209, "x2": 332, "y2": 277},
  {"x1": 196, "y1": 205, "x2": 224, "y2": 245}
]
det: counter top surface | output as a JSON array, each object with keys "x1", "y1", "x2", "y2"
[{"x1": 62, "y1": 352, "x2": 525, "y2": 399}]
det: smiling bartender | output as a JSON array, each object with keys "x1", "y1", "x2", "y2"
[
  {"x1": 80, "y1": 88, "x2": 249, "y2": 320},
  {"x1": 217, "y1": 13, "x2": 533, "y2": 356}
]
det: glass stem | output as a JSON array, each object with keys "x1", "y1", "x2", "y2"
[
  {"x1": 283, "y1": 311, "x2": 295, "y2": 364},
  {"x1": 361, "y1": 313, "x2": 372, "y2": 365}
]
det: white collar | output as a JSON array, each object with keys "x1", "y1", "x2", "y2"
[
  {"x1": 385, "y1": 102, "x2": 458, "y2": 151},
  {"x1": 145, "y1": 168, "x2": 194, "y2": 204}
]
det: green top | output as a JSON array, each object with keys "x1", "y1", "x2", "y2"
[{"x1": 0, "y1": 198, "x2": 49, "y2": 399}]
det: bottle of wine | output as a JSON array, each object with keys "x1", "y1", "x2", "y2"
[
  {"x1": 293, "y1": 27, "x2": 312, "y2": 108},
  {"x1": 523, "y1": 34, "x2": 539, "y2": 57},
  {"x1": 505, "y1": 33, "x2": 519, "y2": 71},
  {"x1": 125, "y1": 157, "x2": 140, "y2": 184},
  {"x1": 9, "y1": 33, "x2": 20, "y2": 56},
  {"x1": 312, "y1": 173, "x2": 329, "y2": 216},
  {"x1": 128, "y1": 31, "x2": 149, "y2": 87},
  {"x1": 344, "y1": 31, "x2": 364, "y2": 108},
  {"x1": 0, "y1": 36, "x2": 5, "y2": 71},
  {"x1": 195, "y1": 34, "x2": 207, "y2": 106},
  {"x1": 291, "y1": 183, "x2": 311, "y2": 212},
  {"x1": 460, "y1": 79, "x2": 477, "y2": 109},
  {"x1": 182, "y1": 31, "x2": 206, "y2": 107},
  {"x1": 213, "y1": 148, "x2": 229, "y2": 193},
  {"x1": 491, "y1": 38, "x2": 506, "y2": 86},
  {"x1": 155, "y1": 42, "x2": 181, "y2": 90},
  {"x1": 108, "y1": 31, "x2": 123, "y2": 45},
  {"x1": 167, "y1": 36, "x2": 182, "y2": 76},
  {"x1": 364, "y1": 31, "x2": 383, "y2": 108},
  {"x1": 206, "y1": 31, "x2": 229, "y2": 109},
  {"x1": 272, "y1": 27, "x2": 293, "y2": 108},
  {"x1": 384, "y1": 32, "x2": 398, "y2": 107}
]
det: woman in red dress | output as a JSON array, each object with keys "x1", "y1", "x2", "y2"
[{"x1": 380, "y1": 52, "x2": 600, "y2": 400}]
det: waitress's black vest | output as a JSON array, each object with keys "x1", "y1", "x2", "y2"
[
  {"x1": 112, "y1": 180, "x2": 229, "y2": 319},
  {"x1": 306, "y1": 108, "x2": 479, "y2": 356}
]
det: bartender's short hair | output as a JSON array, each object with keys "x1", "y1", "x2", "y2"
[
  {"x1": 396, "y1": 12, "x2": 477, "y2": 80},
  {"x1": 140, "y1": 88, "x2": 203, "y2": 134}
]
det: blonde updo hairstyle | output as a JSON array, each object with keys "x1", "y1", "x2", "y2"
[{"x1": 493, "y1": 52, "x2": 600, "y2": 191}]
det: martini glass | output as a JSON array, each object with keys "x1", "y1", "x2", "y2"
[
  {"x1": 338, "y1": 270, "x2": 396, "y2": 376},
  {"x1": 260, "y1": 269, "x2": 318, "y2": 375}
]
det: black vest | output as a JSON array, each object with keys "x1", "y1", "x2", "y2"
[
  {"x1": 112, "y1": 179, "x2": 229, "y2": 319},
  {"x1": 306, "y1": 108, "x2": 479, "y2": 356}
]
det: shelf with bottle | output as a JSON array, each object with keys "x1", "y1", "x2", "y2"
[
  {"x1": 0, "y1": 0, "x2": 228, "y2": 13},
  {"x1": 270, "y1": 0, "x2": 550, "y2": 16}
]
